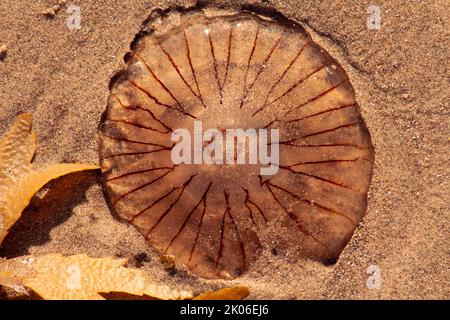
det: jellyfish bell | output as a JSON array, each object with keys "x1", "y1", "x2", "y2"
[{"x1": 99, "y1": 7, "x2": 374, "y2": 279}]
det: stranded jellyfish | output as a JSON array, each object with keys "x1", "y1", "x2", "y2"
[{"x1": 99, "y1": 8, "x2": 374, "y2": 279}]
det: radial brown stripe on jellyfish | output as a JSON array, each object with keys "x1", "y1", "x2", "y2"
[{"x1": 98, "y1": 8, "x2": 375, "y2": 280}]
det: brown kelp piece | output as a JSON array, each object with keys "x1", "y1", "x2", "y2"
[
  {"x1": 0, "y1": 114, "x2": 98, "y2": 244},
  {"x1": 99, "y1": 8, "x2": 374, "y2": 279}
]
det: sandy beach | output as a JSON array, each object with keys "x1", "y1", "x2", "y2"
[{"x1": 0, "y1": 0, "x2": 448, "y2": 299}]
